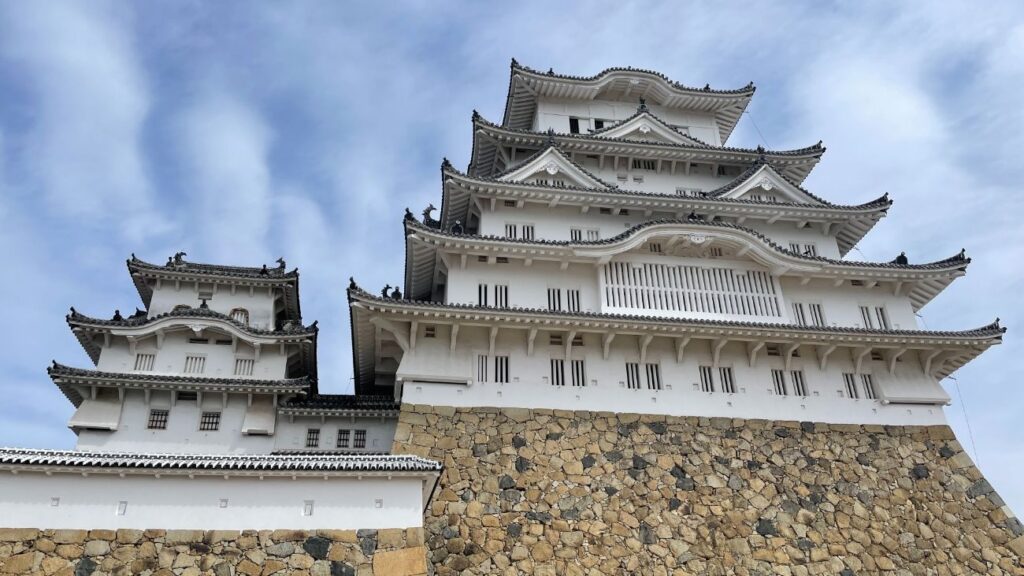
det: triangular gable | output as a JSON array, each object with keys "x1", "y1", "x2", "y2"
[
  {"x1": 717, "y1": 164, "x2": 825, "y2": 205},
  {"x1": 593, "y1": 112, "x2": 705, "y2": 146},
  {"x1": 497, "y1": 147, "x2": 610, "y2": 189}
]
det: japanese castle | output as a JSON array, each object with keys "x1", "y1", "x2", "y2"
[
  {"x1": 350, "y1": 60, "x2": 1003, "y2": 426},
  {"x1": 0, "y1": 60, "x2": 1015, "y2": 576}
]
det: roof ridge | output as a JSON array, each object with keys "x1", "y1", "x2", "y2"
[
  {"x1": 128, "y1": 254, "x2": 298, "y2": 279},
  {"x1": 511, "y1": 60, "x2": 756, "y2": 96},
  {"x1": 473, "y1": 113, "x2": 824, "y2": 157},
  {"x1": 0, "y1": 447, "x2": 443, "y2": 472},
  {"x1": 66, "y1": 306, "x2": 318, "y2": 336},
  {"x1": 47, "y1": 362, "x2": 314, "y2": 387},
  {"x1": 445, "y1": 163, "x2": 891, "y2": 212}
]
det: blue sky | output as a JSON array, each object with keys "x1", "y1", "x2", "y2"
[{"x1": 1, "y1": 1, "x2": 1022, "y2": 511}]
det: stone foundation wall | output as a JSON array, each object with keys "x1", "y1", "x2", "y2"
[
  {"x1": 393, "y1": 404, "x2": 1024, "y2": 575},
  {"x1": 0, "y1": 527, "x2": 427, "y2": 576}
]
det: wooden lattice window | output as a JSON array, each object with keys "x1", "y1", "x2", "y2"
[{"x1": 230, "y1": 308, "x2": 249, "y2": 325}]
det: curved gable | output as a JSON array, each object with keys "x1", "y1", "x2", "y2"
[
  {"x1": 497, "y1": 147, "x2": 611, "y2": 190},
  {"x1": 715, "y1": 164, "x2": 825, "y2": 205}
]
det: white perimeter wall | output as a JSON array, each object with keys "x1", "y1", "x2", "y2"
[
  {"x1": 399, "y1": 324, "x2": 950, "y2": 426},
  {"x1": 0, "y1": 472, "x2": 427, "y2": 530}
]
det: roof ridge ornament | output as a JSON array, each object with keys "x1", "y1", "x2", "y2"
[
  {"x1": 893, "y1": 252, "x2": 909, "y2": 265},
  {"x1": 276, "y1": 258, "x2": 286, "y2": 270},
  {"x1": 546, "y1": 128, "x2": 557, "y2": 148},
  {"x1": 637, "y1": 97, "x2": 648, "y2": 113}
]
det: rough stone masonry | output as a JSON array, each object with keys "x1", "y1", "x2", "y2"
[
  {"x1": 0, "y1": 527, "x2": 427, "y2": 576},
  {"x1": 393, "y1": 404, "x2": 1024, "y2": 575}
]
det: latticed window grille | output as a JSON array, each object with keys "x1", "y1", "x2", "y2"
[
  {"x1": 134, "y1": 353, "x2": 155, "y2": 371},
  {"x1": 698, "y1": 366, "x2": 715, "y2": 392},
  {"x1": 791, "y1": 370, "x2": 808, "y2": 397},
  {"x1": 874, "y1": 307, "x2": 891, "y2": 329},
  {"x1": 808, "y1": 304, "x2": 826, "y2": 327},
  {"x1": 719, "y1": 367, "x2": 736, "y2": 393},
  {"x1": 567, "y1": 289, "x2": 581, "y2": 312},
  {"x1": 859, "y1": 306, "x2": 874, "y2": 329},
  {"x1": 843, "y1": 373, "x2": 859, "y2": 399},
  {"x1": 547, "y1": 289, "x2": 563, "y2": 311},
  {"x1": 306, "y1": 428, "x2": 320, "y2": 448},
  {"x1": 234, "y1": 358, "x2": 254, "y2": 376},
  {"x1": 645, "y1": 363, "x2": 662, "y2": 390},
  {"x1": 571, "y1": 360, "x2": 586, "y2": 387},
  {"x1": 477, "y1": 355, "x2": 488, "y2": 382},
  {"x1": 199, "y1": 412, "x2": 221, "y2": 431},
  {"x1": 337, "y1": 429, "x2": 350, "y2": 448},
  {"x1": 184, "y1": 355, "x2": 206, "y2": 374},
  {"x1": 602, "y1": 262, "x2": 782, "y2": 318},
  {"x1": 550, "y1": 359, "x2": 565, "y2": 386},
  {"x1": 147, "y1": 409, "x2": 168, "y2": 430},
  {"x1": 494, "y1": 356, "x2": 509, "y2": 383},
  {"x1": 771, "y1": 369, "x2": 788, "y2": 396},
  {"x1": 230, "y1": 308, "x2": 249, "y2": 325},
  {"x1": 792, "y1": 303, "x2": 808, "y2": 326},
  {"x1": 625, "y1": 362, "x2": 641, "y2": 390},
  {"x1": 861, "y1": 374, "x2": 878, "y2": 399},
  {"x1": 353, "y1": 430, "x2": 367, "y2": 449},
  {"x1": 494, "y1": 285, "x2": 508, "y2": 308}
]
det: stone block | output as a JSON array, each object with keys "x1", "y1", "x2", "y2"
[
  {"x1": 164, "y1": 530, "x2": 205, "y2": 544},
  {"x1": 0, "y1": 529, "x2": 39, "y2": 543},
  {"x1": 371, "y1": 547, "x2": 427, "y2": 575}
]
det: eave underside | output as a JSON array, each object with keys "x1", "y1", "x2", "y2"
[{"x1": 348, "y1": 290, "x2": 1002, "y2": 385}]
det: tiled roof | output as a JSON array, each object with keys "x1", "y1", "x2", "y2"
[
  {"x1": 475, "y1": 112, "x2": 824, "y2": 158},
  {"x1": 127, "y1": 254, "x2": 303, "y2": 322},
  {"x1": 281, "y1": 394, "x2": 401, "y2": 413},
  {"x1": 443, "y1": 159, "x2": 891, "y2": 213},
  {"x1": 0, "y1": 448, "x2": 442, "y2": 474},
  {"x1": 511, "y1": 59, "x2": 757, "y2": 96},
  {"x1": 404, "y1": 217, "x2": 969, "y2": 273},
  {"x1": 349, "y1": 287, "x2": 1005, "y2": 341},
  {"x1": 128, "y1": 255, "x2": 299, "y2": 280},
  {"x1": 67, "y1": 307, "x2": 317, "y2": 337},
  {"x1": 48, "y1": 363, "x2": 312, "y2": 391}
]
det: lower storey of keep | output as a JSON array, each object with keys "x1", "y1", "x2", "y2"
[{"x1": 393, "y1": 404, "x2": 1024, "y2": 576}]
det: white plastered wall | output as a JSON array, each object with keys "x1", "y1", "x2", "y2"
[
  {"x1": 0, "y1": 472, "x2": 428, "y2": 530},
  {"x1": 534, "y1": 97, "x2": 721, "y2": 146},
  {"x1": 399, "y1": 328, "x2": 950, "y2": 426},
  {"x1": 95, "y1": 331, "x2": 290, "y2": 380},
  {"x1": 148, "y1": 280, "x2": 280, "y2": 330}
]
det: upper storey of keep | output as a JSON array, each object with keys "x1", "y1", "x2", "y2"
[
  {"x1": 128, "y1": 253, "x2": 301, "y2": 331},
  {"x1": 503, "y1": 60, "x2": 755, "y2": 146}
]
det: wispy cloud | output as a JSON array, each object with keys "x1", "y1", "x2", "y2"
[
  {"x1": 175, "y1": 92, "x2": 273, "y2": 262},
  {"x1": 0, "y1": 1, "x2": 167, "y2": 241}
]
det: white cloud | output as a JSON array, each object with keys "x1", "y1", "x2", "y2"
[
  {"x1": 0, "y1": 1, "x2": 165, "y2": 241},
  {"x1": 175, "y1": 93, "x2": 273, "y2": 262}
]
